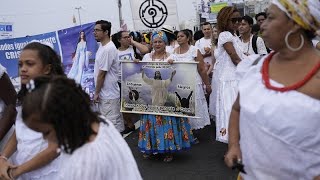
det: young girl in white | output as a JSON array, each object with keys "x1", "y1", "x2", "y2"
[
  {"x1": 0, "y1": 42, "x2": 63, "y2": 179},
  {"x1": 22, "y1": 76, "x2": 142, "y2": 180}
]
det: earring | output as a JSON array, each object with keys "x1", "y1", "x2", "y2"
[{"x1": 285, "y1": 30, "x2": 304, "y2": 52}]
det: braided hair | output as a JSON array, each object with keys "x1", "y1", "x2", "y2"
[
  {"x1": 17, "y1": 42, "x2": 65, "y2": 104},
  {"x1": 22, "y1": 76, "x2": 101, "y2": 154}
]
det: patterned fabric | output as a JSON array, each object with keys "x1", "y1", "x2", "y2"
[
  {"x1": 138, "y1": 115, "x2": 194, "y2": 154},
  {"x1": 152, "y1": 31, "x2": 168, "y2": 44},
  {"x1": 272, "y1": 0, "x2": 320, "y2": 34}
]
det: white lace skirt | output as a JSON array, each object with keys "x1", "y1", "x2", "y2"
[
  {"x1": 189, "y1": 74, "x2": 211, "y2": 130},
  {"x1": 215, "y1": 80, "x2": 238, "y2": 143}
]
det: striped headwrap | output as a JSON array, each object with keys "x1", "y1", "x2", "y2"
[{"x1": 272, "y1": 0, "x2": 320, "y2": 36}]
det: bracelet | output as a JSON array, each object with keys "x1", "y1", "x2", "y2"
[{"x1": 0, "y1": 155, "x2": 8, "y2": 161}]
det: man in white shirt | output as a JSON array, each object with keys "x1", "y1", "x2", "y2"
[
  {"x1": 195, "y1": 22, "x2": 213, "y2": 67},
  {"x1": 239, "y1": 15, "x2": 268, "y2": 56},
  {"x1": 93, "y1": 20, "x2": 124, "y2": 132}
]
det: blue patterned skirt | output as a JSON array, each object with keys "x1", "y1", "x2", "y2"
[{"x1": 138, "y1": 114, "x2": 194, "y2": 154}]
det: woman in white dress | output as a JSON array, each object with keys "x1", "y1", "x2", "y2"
[
  {"x1": 209, "y1": 6, "x2": 243, "y2": 143},
  {"x1": 225, "y1": 1, "x2": 320, "y2": 179},
  {"x1": 0, "y1": 42, "x2": 63, "y2": 179},
  {"x1": 0, "y1": 64, "x2": 16, "y2": 151},
  {"x1": 22, "y1": 76, "x2": 142, "y2": 180},
  {"x1": 173, "y1": 30, "x2": 211, "y2": 142},
  {"x1": 67, "y1": 31, "x2": 90, "y2": 84}
]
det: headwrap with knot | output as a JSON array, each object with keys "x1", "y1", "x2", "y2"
[
  {"x1": 272, "y1": 0, "x2": 320, "y2": 36},
  {"x1": 151, "y1": 31, "x2": 168, "y2": 44}
]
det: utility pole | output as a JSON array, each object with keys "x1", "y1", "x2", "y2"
[
  {"x1": 118, "y1": 0, "x2": 123, "y2": 29},
  {"x1": 75, "y1": 6, "x2": 82, "y2": 26}
]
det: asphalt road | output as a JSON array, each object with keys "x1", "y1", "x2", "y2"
[{"x1": 125, "y1": 121, "x2": 238, "y2": 180}]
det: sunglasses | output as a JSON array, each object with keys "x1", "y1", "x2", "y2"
[{"x1": 230, "y1": 17, "x2": 242, "y2": 24}]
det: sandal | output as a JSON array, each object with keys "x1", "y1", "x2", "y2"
[
  {"x1": 143, "y1": 154, "x2": 150, "y2": 159},
  {"x1": 193, "y1": 137, "x2": 200, "y2": 144},
  {"x1": 163, "y1": 154, "x2": 173, "y2": 163}
]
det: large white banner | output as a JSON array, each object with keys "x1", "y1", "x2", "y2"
[{"x1": 129, "y1": 0, "x2": 179, "y2": 31}]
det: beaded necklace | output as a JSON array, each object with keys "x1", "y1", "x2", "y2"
[
  {"x1": 262, "y1": 52, "x2": 320, "y2": 92},
  {"x1": 151, "y1": 51, "x2": 167, "y2": 61}
]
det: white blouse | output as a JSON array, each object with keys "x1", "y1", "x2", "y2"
[
  {"x1": 59, "y1": 119, "x2": 142, "y2": 180},
  {"x1": 238, "y1": 56, "x2": 320, "y2": 179},
  {"x1": 14, "y1": 107, "x2": 61, "y2": 179}
]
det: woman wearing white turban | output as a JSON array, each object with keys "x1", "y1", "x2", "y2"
[{"x1": 224, "y1": 0, "x2": 320, "y2": 179}]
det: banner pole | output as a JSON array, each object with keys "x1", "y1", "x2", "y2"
[{"x1": 75, "y1": 7, "x2": 82, "y2": 26}]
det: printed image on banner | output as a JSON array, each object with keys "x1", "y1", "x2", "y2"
[
  {"x1": 121, "y1": 61, "x2": 197, "y2": 117},
  {"x1": 129, "y1": 0, "x2": 179, "y2": 31},
  {"x1": 58, "y1": 23, "x2": 97, "y2": 99},
  {"x1": 0, "y1": 32, "x2": 60, "y2": 90}
]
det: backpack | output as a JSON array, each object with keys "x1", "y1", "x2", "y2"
[{"x1": 252, "y1": 35, "x2": 271, "y2": 54}]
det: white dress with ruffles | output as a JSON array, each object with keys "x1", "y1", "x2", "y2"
[
  {"x1": 238, "y1": 57, "x2": 320, "y2": 179},
  {"x1": 174, "y1": 46, "x2": 211, "y2": 130},
  {"x1": 209, "y1": 31, "x2": 243, "y2": 143},
  {"x1": 59, "y1": 119, "x2": 142, "y2": 180},
  {"x1": 14, "y1": 107, "x2": 61, "y2": 180}
]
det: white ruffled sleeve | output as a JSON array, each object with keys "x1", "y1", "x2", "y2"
[
  {"x1": 217, "y1": 31, "x2": 234, "y2": 46},
  {"x1": 236, "y1": 54, "x2": 262, "y2": 81},
  {"x1": 257, "y1": 37, "x2": 268, "y2": 55}
]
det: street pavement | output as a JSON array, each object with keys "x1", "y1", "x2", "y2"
[{"x1": 125, "y1": 121, "x2": 238, "y2": 180}]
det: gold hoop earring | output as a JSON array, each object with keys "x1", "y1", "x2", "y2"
[{"x1": 285, "y1": 30, "x2": 304, "y2": 52}]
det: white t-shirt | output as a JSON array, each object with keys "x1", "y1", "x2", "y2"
[
  {"x1": 195, "y1": 37, "x2": 212, "y2": 65},
  {"x1": 117, "y1": 46, "x2": 135, "y2": 82},
  {"x1": 239, "y1": 35, "x2": 268, "y2": 55},
  {"x1": 94, "y1": 41, "x2": 120, "y2": 100},
  {"x1": 59, "y1": 119, "x2": 142, "y2": 180},
  {"x1": 118, "y1": 46, "x2": 135, "y2": 61}
]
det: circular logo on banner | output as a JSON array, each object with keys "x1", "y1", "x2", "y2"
[{"x1": 139, "y1": 0, "x2": 168, "y2": 28}]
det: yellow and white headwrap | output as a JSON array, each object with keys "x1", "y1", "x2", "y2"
[{"x1": 272, "y1": 0, "x2": 320, "y2": 36}]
